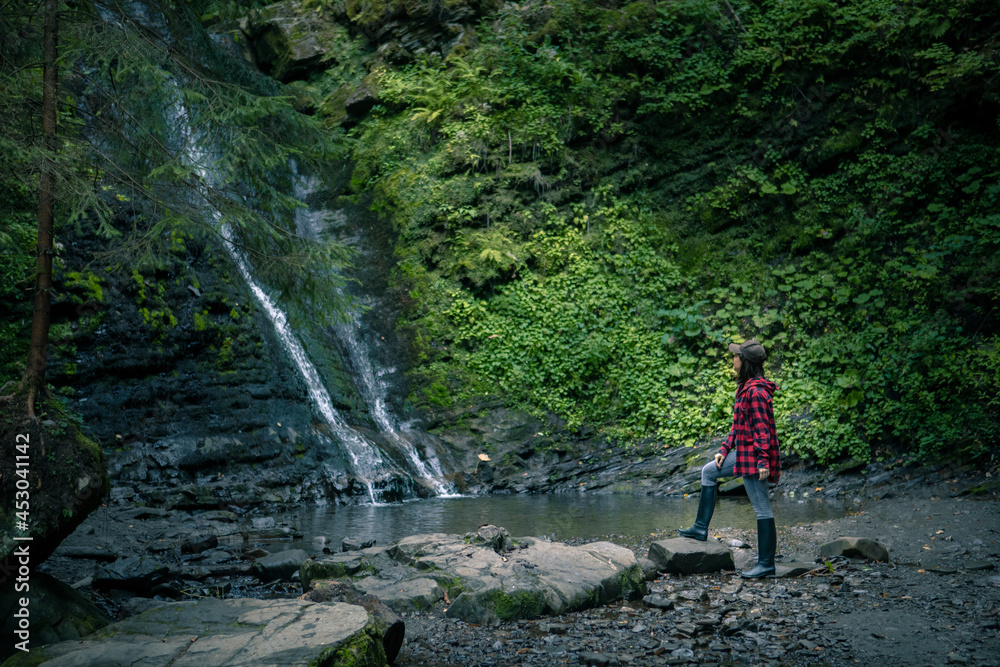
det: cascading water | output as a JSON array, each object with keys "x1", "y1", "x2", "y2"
[
  {"x1": 335, "y1": 316, "x2": 455, "y2": 496},
  {"x1": 97, "y1": 0, "x2": 456, "y2": 503},
  {"x1": 171, "y1": 109, "x2": 456, "y2": 504},
  {"x1": 217, "y1": 226, "x2": 384, "y2": 504},
  {"x1": 293, "y1": 177, "x2": 458, "y2": 497}
]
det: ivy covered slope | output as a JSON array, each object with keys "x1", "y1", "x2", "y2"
[{"x1": 315, "y1": 0, "x2": 1000, "y2": 465}]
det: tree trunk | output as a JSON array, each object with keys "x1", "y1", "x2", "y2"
[{"x1": 25, "y1": 0, "x2": 59, "y2": 418}]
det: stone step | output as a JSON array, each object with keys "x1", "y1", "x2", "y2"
[{"x1": 1, "y1": 598, "x2": 386, "y2": 667}]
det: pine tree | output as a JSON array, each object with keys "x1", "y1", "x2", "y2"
[
  {"x1": 0, "y1": 0, "x2": 353, "y2": 417},
  {"x1": 22, "y1": 0, "x2": 60, "y2": 418}
]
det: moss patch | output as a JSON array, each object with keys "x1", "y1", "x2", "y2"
[
  {"x1": 320, "y1": 620, "x2": 387, "y2": 667},
  {"x1": 484, "y1": 588, "x2": 546, "y2": 621}
]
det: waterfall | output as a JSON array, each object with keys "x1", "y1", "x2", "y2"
[
  {"x1": 335, "y1": 317, "x2": 456, "y2": 497},
  {"x1": 168, "y1": 107, "x2": 456, "y2": 504},
  {"x1": 293, "y1": 176, "x2": 459, "y2": 498},
  {"x1": 96, "y1": 0, "x2": 456, "y2": 503},
  {"x1": 218, "y1": 226, "x2": 383, "y2": 504}
]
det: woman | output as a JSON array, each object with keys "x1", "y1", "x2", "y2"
[{"x1": 678, "y1": 339, "x2": 781, "y2": 578}]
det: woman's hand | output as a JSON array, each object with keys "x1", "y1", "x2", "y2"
[
  {"x1": 758, "y1": 467, "x2": 769, "y2": 481},
  {"x1": 714, "y1": 453, "x2": 725, "y2": 468}
]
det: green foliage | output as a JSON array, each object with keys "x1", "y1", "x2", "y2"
[
  {"x1": 0, "y1": 0, "x2": 357, "y2": 358},
  {"x1": 62, "y1": 271, "x2": 104, "y2": 303},
  {"x1": 342, "y1": 0, "x2": 1000, "y2": 464},
  {"x1": 0, "y1": 176, "x2": 35, "y2": 387}
]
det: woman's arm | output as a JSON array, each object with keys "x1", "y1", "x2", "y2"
[
  {"x1": 748, "y1": 387, "x2": 775, "y2": 477},
  {"x1": 719, "y1": 409, "x2": 736, "y2": 458}
]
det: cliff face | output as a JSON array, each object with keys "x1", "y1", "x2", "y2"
[
  {"x1": 20, "y1": 0, "x2": 642, "y2": 512},
  {"x1": 47, "y1": 212, "x2": 376, "y2": 506}
]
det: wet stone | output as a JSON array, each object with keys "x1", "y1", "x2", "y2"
[
  {"x1": 675, "y1": 622, "x2": 697, "y2": 635},
  {"x1": 250, "y1": 548, "x2": 310, "y2": 582},
  {"x1": 93, "y1": 557, "x2": 171, "y2": 594},
  {"x1": 648, "y1": 537, "x2": 735, "y2": 574},
  {"x1": 678, "y1": 588, "x2": 708, "y2": 601},
  {"x1": 774, "y1": 561, "x2": 816, "y2": 578},
  {"x1": 643, "y1": 594, "x2": 674, "y2": 610},
  {"x1": 579, "y1": 651, "x2": 616, "y2": 666},
  {"x1": 963, "y1": 560, "x2": 996, "y2": 571},
  {"x1": 342, "y1": 536, "x2": 377, "y2": 552},
  {"x1": 819, "y1": 537, "x2": 890, "y2": 562},
  {"x1": 12, "y1": 598, "x2": 378, "y2": 666},
  {"x1": 637, "y1": 556, "x2": 660, "y2": 580}
]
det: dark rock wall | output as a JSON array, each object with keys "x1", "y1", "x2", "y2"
[
  {"x1": 46, "y1": 219, "x2": 366, "y2": 505},
  {"x1": 31, "y1": 0, "x2": 651, "y2": 510}
]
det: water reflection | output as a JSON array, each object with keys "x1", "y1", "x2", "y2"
[{"x1": 268, "y1": 495, "x2": 845, "y2": 551}]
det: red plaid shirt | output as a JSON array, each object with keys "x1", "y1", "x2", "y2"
[{"x1": 719, "y1": 377, "x2": 781, "y2": 484}]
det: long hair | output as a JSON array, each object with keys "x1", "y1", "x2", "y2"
[{"x1": 737, "y1": 355, "x2": 765, "y2": 384}]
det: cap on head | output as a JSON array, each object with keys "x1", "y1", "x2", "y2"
[{"x1": 728, "y1": 339, "x2": 766, "y2": 364}]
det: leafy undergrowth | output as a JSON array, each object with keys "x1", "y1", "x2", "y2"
[{"x1": 313, "y1": 0, "x2": 1000, "y2": 465}]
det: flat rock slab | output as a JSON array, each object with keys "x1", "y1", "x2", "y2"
[
  {"x1": 251, "y1": 548, "x2": 311, "y2": 581},
  {"x1": 93, "y1": 556, "x2": 170, "y2": 593},
  {"x1": 774, "y1": 561, "x2": 818, "y2": 578},
  {"x1": 819, "y1": 537, "x2": 890, "y2": 563},
  {"x1": 302, "y1": 525, "x2": 647, "y2": 625},
  {"x1": 648, "y1": 537, "x2": 735, "y2": 574},
  {"x1": 0, "y1": 598, "x2": 384, "y2": 667}
]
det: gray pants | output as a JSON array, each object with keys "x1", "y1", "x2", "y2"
[{"x1": 701, "y1": 450, "x2": 774, "y2": 520}]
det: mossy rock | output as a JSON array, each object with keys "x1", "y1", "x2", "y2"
[
  {"x1": 0, "y1": 572, "x2": 111, "y2": 663},
  {"x1": 0, "y1": 395, "x2": 109, "y2": 565},
  {"x1": 0, "y1": 598, "x2": 386, "y2": 667}
]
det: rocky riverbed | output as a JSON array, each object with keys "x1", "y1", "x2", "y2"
[
  {"x1": 7, "y1": 460, "x2": 999, "y2": 667},
  {"x1": 397, "y1": 486, "x2": 1000, "y2": 667},
  {"x1": 393, "y1": 483, "x2": 1000, "y2": 666}
]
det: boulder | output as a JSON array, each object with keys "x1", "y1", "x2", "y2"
[
  {"x1": 0, "y1": 396, "x2": 109, "y2": 567},
  {"x1": 302, "y1": 544, "x2": 393, "y2": 584},
  {"x1": 343, "y1": 76, "x2": 380, "y2": 118},
  {"x1": 642, "y1": 593, "x2": 674, "y2": 610},
  {"x1": 245, "y1": 0, "x2": 354, "y2": 81},
  {"x1": 94, "y1": 556, "x2": 170, "y2": 594},
  {"x1": 0, "y1": 598, "x2": 385, "y2": 667},
  {"x1": 447, "y1": 540, "x2": 645, "y2": 623},
  {"x1": 252, "y1": 548, "x2": 311, "y2": 581},
  {"x1": 469, "y1": 524, "x2": 512, "y2": 553},
  {"x1": 819, "y1": 537, "x2": 890, "y2": 562},
  {"x1": 303, "y1": 525, "x2": 646, "y2": 624},
  {"x1": 637, "y1": 556, "x2": 660, "y2": 581},
  {"x1": 342, "y1": 536, "x2": 376, "y2": 552},
  {"x1": 648, "y1": 537, "x2": 735, "y2": 574},
  {"x1": 304, "y1": 580, "x2": 404, "y2": 664},
  {"x1": 0, "y1": 572, "x2": 111, "y2": 662},
  {"x1": 350, "y1": 576, "x2": 446, "y2": 614}
]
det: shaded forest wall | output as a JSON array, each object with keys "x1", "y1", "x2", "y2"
[{"x1": 314, "y1": 0, "x2": 1000, "y2": 464}]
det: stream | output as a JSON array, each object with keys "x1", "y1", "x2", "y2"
[{"x1": 265, "y1": 494, "x2": 847, "y2": 551}]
